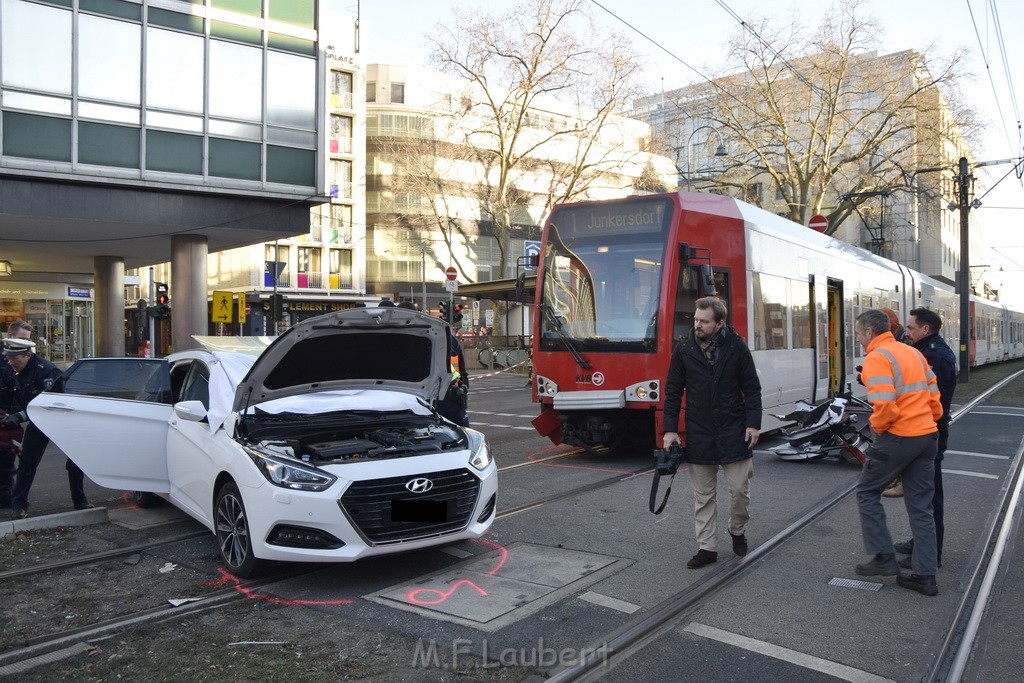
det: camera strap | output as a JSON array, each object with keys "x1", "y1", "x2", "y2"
[{"x1": 649, "y1": 469, "x2": 676, "y2": 515}]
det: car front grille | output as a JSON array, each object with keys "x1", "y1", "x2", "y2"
[{"x1": 339, "y1": 468, "x2": 481, "y2": 544}]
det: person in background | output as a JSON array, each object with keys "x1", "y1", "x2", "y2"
[
  {"x1": 853, "y1": 309, "x2": 941, "y2": 596},
  {"x1": 662, "y1": 296, "x2": 762, "y2": 569},
  {"x1": 393, "y1": 301, "x2": 470, "y2": 426},
  {"x1": 0, "y1": 320, "x2": 92, "y2": 518},
  {"x1": 880, "y1": 307, "x2": 910, "y2": 498},
  {"x1": 895, "y1": 307, "x2": 957, "y2": 569}
]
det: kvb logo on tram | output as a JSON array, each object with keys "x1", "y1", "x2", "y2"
[{"x1": 575, "y1": 371, "x2": 605, "y2": 386}]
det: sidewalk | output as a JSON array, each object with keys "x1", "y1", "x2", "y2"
[{"x1": 1, "y1": 506, "x2": 107, "y2": 536}]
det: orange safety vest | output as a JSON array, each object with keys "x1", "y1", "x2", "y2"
[{"x1": 861, "y1": 331, "x2": 942, "y2": 437}]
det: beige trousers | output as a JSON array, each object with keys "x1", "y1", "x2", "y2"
[{"x1": 688, "y1": 458, "x2": 753, "y2": 552}]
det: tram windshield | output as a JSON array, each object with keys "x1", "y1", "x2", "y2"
[{"x1": 538, "y1": 197, "x2": 673, "y2": 353}]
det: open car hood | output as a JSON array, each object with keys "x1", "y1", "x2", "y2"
[{"x1": 232, "y1": 307, "x2": 452, "y2": 413}]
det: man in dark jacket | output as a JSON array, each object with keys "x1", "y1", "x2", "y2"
[
  {"x1": 894, "y1": 307, "x2": 957, "y2": 568},
  {"x1": 663, "y1": 297, "x2": 763, "y2": 569}
]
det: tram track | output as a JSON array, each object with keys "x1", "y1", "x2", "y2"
[
  {"x1": 546, "y1": 368, "x2": 1024, "y2": 682},
  {"x1": 5, "y1": 369, "x2": 1019, "y2": 678},
  {"x1": 0, "y1": 449, "x2": 653, "y2": 672}
]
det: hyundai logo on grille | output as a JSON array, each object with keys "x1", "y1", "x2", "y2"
[{"x1": 405, "y1": 478, "x2": 434, "y2": 494}]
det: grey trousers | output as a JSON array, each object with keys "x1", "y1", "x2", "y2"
[{"x1": 856, "y1": 431, "x2": 938, "y2": 575}]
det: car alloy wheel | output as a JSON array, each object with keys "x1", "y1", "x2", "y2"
[{"x1": 214, "y1": 481, "x2": 265, "y2": 577}]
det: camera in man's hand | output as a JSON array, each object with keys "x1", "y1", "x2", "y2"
[{"x1": 654, "y1": 443, "x2": 685, "y2": 476}]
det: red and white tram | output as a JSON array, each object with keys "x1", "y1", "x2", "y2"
[{"x1": 529, "y1": 192, "x2": 1024, "y2": 451}]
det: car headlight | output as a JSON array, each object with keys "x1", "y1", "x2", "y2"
[
  {"x1": 244, "y1": 447, "x2": 337, "y2": 492},
  {"x1": 467, "y1": 429, "x2": 492, "y2": 471}
]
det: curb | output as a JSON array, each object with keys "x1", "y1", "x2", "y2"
[{"x1": 1, "y1": 507, "x2": 108, "y2": 536}]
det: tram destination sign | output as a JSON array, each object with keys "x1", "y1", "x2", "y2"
[{"x1": 551, "y1": 198, "x2": 670, "y2": 239}]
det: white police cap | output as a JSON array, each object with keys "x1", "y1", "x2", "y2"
[{"x1": 2, "y1": 338, "x2": 35, "y2": 356}]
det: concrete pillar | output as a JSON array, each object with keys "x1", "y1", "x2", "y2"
[
  {"x1": 93, "y1": 256, "x2": 125, "y2": 357},
  {"x1": 171, "y1": 234, "x2": 208, "y2": 353}
]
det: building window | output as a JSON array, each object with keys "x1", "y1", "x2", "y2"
[
  {"x1": 366, "y1": 81, "x2": 376, "y2": 103},
  {"x1": 390, "y1": 83, "x2": 405, "y2": 104},
  {"x1": 744, "y1": 183, "x2": 763, "y2": 205},
  {"x1": 329, "y1": 204, "x2": 353, "y2": 243},
  {"x1": 331, "y1": 70, "x2": 353, "y2": 109},
  {"x1": 146, "y1": 28, "x2": 204, "y2": 113},
  {"x1": 297, "y1": 246, "x2": 321, "y2": 288},
  {"x1": 146, "y1": 130, "x2": 202, "y2": 174},
  {"x1": 209, "y1": 40, "x2": 263, "y2": 122},
  {"x1": 209, "y1": 137, "x2": 260, "y2": 180},
  {"x1": 1, "y1": 1, "x2": 72, "y2": 95},
  {"x1": 267, "y1": 51, "x2": 315, "y2": 128},
  {"x1": 329, "y1": 159, "x2": 353, "y2": 198},
  {"x1": 329, "y1": 248, "x2": 353, "y2": 289},
  {"x1": 330, "y1": 115, "x2": 353, "y2": 154},
  {"x1": 79, "y1": 121, "x2": 139, "y2": 168},
  {"x1": 2, "y1": 112, "x2": 71, "y2": 162}
]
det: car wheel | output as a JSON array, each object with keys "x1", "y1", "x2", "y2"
[
  {"x1": 214, "y1": 482, "x2": 266, "y2": 578},
  {"x1": 133, "y1": 491, "x2": 164, "y2": 509}
]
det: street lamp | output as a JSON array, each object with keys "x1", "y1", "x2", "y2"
[{"x1": 684, "y1": 125, "x2": 728, "y2": 192}]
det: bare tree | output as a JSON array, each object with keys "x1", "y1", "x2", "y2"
[
  {"x1": 656, "y1": 0, "x2": 979, "y2": 236},
  {"x1": 427, "y1": 0, "x2": 649, "y2": 277}
]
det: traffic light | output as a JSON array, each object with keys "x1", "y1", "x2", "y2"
[
  {"x1": 270, "y1": 293, "x2": 289, "y2": 320},
  {"x1": 438, "y1": 300, "x2": 463, "y2": 324},
  {"x1": 155, "y1": 282, "x2": 169, "y2": 306}
]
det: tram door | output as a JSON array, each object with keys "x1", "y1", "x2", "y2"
[{"x1": 809, "y1": 276, "x2": 844, "y2": 401}]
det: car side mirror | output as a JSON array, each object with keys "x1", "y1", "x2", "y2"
[{"x1": 174, "y1": 400, "x2": 208, "y2": 423}]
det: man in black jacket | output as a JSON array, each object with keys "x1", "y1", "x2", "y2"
[
  {"x1": 894, "y1": 307, "x2": 957, "y2": 568},
  {"x1": 663, "y1": 297, "x2": 763, "y2": 569}
]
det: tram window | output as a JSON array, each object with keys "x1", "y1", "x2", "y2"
[
  {"x1": 672, "y1": 267, "x2": 730, "y2": 342},
  {"x1": 791, "y1": 280, "x2": 812, "y2": 348},
  {"x1": 751, "y1": 273, "x2": 789, "y2": 350}
]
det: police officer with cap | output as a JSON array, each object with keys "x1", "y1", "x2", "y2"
[{"x1": 0, "y1": 334, "x2": 66, "y2": 518}]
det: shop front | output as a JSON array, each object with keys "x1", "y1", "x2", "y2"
[{"x1": 0, "y1": 281, "x2": 95, "y2": 368}]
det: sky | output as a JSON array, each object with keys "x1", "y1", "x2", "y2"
[{"x1": 344, "y1": 0, "x2": 1024, "y2": 305}]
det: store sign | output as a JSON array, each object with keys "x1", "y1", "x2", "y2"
[{"x1": 67, "y1": 287, "x2": 93, "y2": 299}]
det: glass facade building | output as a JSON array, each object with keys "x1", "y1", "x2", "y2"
[{"x1": 0, "y1": 0, "x2": 321, "y2": 193}]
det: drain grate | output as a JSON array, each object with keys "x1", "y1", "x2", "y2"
[{"x1": 829, "y1": 577, "x2": 884, "y2": 591}]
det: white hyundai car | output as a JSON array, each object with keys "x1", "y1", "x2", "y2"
[{"x1": 29, "y1": 307, "x2": 497, "y2": 577}]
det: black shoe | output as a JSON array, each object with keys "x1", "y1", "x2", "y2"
[
  {"x1": 74, "y1": 502, "x2": 95, "y2": 510},
  {"x1": 730, "y1": 532, "x2": 748, "y2": 557},
  {"x1": 897, "y1": 573, "x2": 938, "y2": 596},
  {"x1": 687, "y1": 549, "x2": 718, "y2": 569},
  {"x1": 898, "y1": 556, "x2": 912, "y2": 569},
  {"x1": 855, "y1": 553, "x2": 898, "y2": 576},
  {"x1": 11, "y1": 508, "x2": 27, "y2": 520},
  {"x1": 893, "y1": 539, "x2": 914, "y2": 555}
]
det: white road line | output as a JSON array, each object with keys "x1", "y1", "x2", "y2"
[
  {"x1": 946, "y1": 450, "x2": 1010, "y2": 460},
  {"x1": 682, "y1": 623, "x2": 895, "y2": 683},
  {"x1": 577, "y1": 591, "x2": 641, "y2": 614},
  {"x1": 944, "y1": 469, "x2": 1000, "y2": 480},
  {"x1": 472, "y1": 422, "x2": 536, "y2": 431}
]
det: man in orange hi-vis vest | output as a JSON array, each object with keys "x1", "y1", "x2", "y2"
[{"x1": 852, "y1": 308, "x2": 943, "y2": 596}]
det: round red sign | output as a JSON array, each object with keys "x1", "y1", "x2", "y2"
[
  {"x1": 808, "y1": 214, "x2": 828, "y2": 233},
  {"x1": 445, "y1": 266, "x2": 458, "y2": 281}
]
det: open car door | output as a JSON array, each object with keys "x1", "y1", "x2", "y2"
[{"x1": 27, "y1": 358, "x2": 172, "y2": 493}]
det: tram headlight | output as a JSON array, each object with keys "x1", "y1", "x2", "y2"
[
  {"x1": 626, "y1": 379, "x2": 660, "y2": 403},
  {"x1": 536, "y1": 375, "x2": 557, "y2": 396}
]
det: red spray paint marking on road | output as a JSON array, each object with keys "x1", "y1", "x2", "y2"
[
  {"x1": 404, "y1": 537, "x2": 510, "y2": 605},
  {"x1": 202, "y1": 567, "x2": 353, "y2": 605}
]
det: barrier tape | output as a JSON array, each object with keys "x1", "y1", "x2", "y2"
[{"x1": 474, "y1": 359, "x2": 529, "y2": 379}]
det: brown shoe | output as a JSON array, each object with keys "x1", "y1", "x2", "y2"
[{"x1": 882, "y1": 479, "x2": 904, "y2": 498}]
